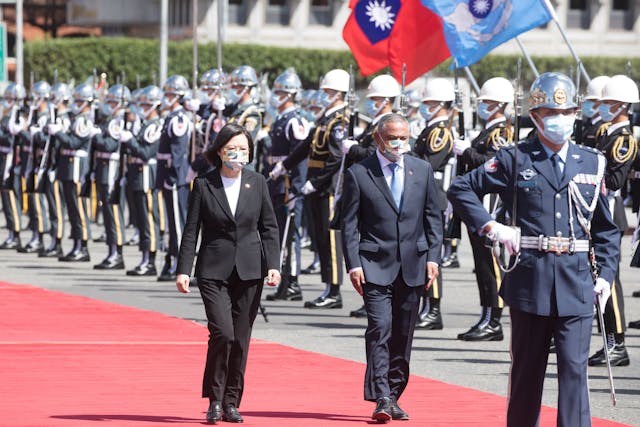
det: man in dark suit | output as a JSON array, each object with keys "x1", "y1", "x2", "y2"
[
  {"x1": 448, "y1": 72, "x2": 620, "y2": 426},
  {"x1": 341, "y1": 113, "x2": 443, "y2": 422}
]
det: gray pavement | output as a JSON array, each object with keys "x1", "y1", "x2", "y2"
[{"x1": 1, "y1": 214, "x2": 639, "y2": 426}]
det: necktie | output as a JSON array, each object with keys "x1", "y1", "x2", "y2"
[
  {"x1": 550, "y1": 153, "x2": 563, "y2": 182},
  {"x1": 388, "y1": 163, "x2": 402, "y2": 209}
]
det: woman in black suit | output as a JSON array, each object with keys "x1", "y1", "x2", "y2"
[{"x1": 176, "y1": 123, "x2": 280, "y2": 424}]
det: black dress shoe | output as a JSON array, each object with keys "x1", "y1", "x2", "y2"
[
  {"x1": 629, "y1": 320, "x2": 640, "y2": 329},
  {"x1": 371, "y1": 397, "x2": 392, "y2": 422},
  {"x1": 301, "y1": 261, "x2": 321, "y2": 275},
  {"x1": 206, "y1": 401, "x2": 222, "y2": 424},
  {"x1": 222, "y1": 404, "x2": 244, "y2": 423},
  {"x1": 93, "y1": 233, "x2": 107, "y2": 243},
  {"x1": 441, "y1": 253, "x2": 460, "y2": 268},
  {"x1": 157, "y1": 271, "x2": 176, "y2": 282},
  {"x1": 0, "y1": 238, "x2": 20, "y2": 250},
  {"x1": 458, "y1": 322, "x2": 503, "y2": 341},
  {"x1": 350, "y1": 305, "x2": 367, "y2": 318},
  {"x1": 39, "y1": 244, "x2": 63, "y2": 258},
  {"x1": 416, "y1": 309, "x2": 443, "y2": 330},
  {"x1": 266, "y1": 282, "x2": 302, "y2": 301},
  {"x1": 588, "y1": 344, "x2": 630, "y2": 367},
  {"x1": 126, "y1": 263, "x2": 157, "y2": 276},
  {"x1": 390, "y1": 398, "x2": 410, "y2": 421},
  {"x1": 17, "y1": 240, "x2": 44, "y2": 253},
  {"x1": 60, "y1": 248, "x2": 90, "y2": 262},
  {"x1": 94, "y1": 255, "x2": 125, "y2": 270},
  {"x1": 304, "y1": 293, "x2": 342, "y2": 309},
  {"x1": 632, "y1": 291, "x2": 640, "y2": 298}
]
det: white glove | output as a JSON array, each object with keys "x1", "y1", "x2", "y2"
[
  {"x1": 48, "y1": 123, "x2": 63, "y2": 136},
  {"x1": 29, "y1": 126, "x2": 42, "y2": 138},
  {"x1": 185, "y1": 166, "x2": 197, "y2": 184},
  {"x1": 48, "y1": 170, "x2": 56, "y2": 183},
  {"x1": 301, "y1": 180, "x2": 316, "y2": 195},
  {"x1": 90, "y1": 126, "x2": 102, "y2": 137},
  {"x1": 341, "y1": 138, "x2": 358, "y2": 155},
  {"x1": 8, "y1": 120, "x2": 23, "y2": 136},
  {"x1": 286, "y1": 197, "x2": 296, "y2": 210},
  {"x1": 486, "y1": 222, "x2": 520, "y2": 256},
  {"x1": 453, "y1": 138, "x2": 471, "y2": 156},
  {"x1": 269, "y1": 161, "x2": 286, "y2": 179},
  {"x1": 119, "y1": 177, "x2": 127, "y2": 187},
  {"x1": 594, "y1": 277, "x2": 611, "y2": 314},
  {"x1": 212, "y1": 97, "x2": 226, "y2": 112},
  {"x1": 90, "y1": 172, "x2": 96, "y2": 182},
  {"x1": 119, "y1": 130, "x2": 133, "y2": 143},
  {"x1": 185, "y1": 98, "x2": 201, "y2": 112}
]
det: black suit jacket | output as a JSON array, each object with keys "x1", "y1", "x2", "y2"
[{"x1": 176, "y1": 168, "x2": 280, "y2": 281}]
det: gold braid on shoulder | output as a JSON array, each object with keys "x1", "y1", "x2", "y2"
[
  {"x1": 429, "y1": 125, "x2": 453, "y2": 154},
  {"x1": 313, "y1": 113, "x2": 344, "y2": 153},
  {"x1": 612, "y1": 132, "x2": 638, "y2": 164},
  {"x1": 488, "y1": 127, "x2": 513, "y2": 151}
]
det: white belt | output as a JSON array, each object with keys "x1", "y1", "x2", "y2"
[
  {"x1": 434, "y1": 171, "x2": 444, "y2": 180},
  {"x1": 0, "y1": 146, "x2": 12, "y2": 154},
  {"x1": 128, "y1": 157, "x2": 157, "y2": 165},
  {"x1": 632, "y1": 171, "x2": 640, "y2": 179},
  {"x1": 61, "y1": 149, "x2": 88, "y2": 158},
  {"x1": 95, "y1": 151, "x2": 120, "y2": 160},
  {"x1": 267, "y1": 155, "x2": 288, "y2": 165},
  {"x1": 520, "y1": 235, "x2": 589, "y2": 254},
  {"x1": 156, "y1": 153, "x2": 171, "y2": 160}
]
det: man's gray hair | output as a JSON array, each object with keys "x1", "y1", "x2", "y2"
[{"x1": 376, "y1": 113, "x2": 409, "y2": 134}]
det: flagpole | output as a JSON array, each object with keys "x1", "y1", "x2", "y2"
[
  {"x1": 463, "y1": 67, "x2": 481, "y2": 96},
  {"x1": 542, "y1": 0, "x2": 590, "y2": 83},
  {"x1": 515, "y1": 37, "x2": 539, "y2": 78}
]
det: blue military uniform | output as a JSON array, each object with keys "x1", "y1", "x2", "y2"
[
  {"x1": 0, "y1": 113, "x2": 22, "y2": 248},
  {"x1": 448, "y1": 137, "x2": 619, "y2": 426}
]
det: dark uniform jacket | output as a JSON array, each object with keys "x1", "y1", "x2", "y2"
[
  {"x1": 157, "y1": 107, "x2": 191, "y2": 190},
  {"x1": 125, "y1": 117, "x2": 162, "y2": 192},
  {"x1": 0, "y1": 115, "x2": 13, "y2": 187},
  {"x1": 580, "y1": 117, "x2": 606, "y2": 148},
  {"x1": 56, "y1": 111, "x2": 93, "y2": 184},
  {"x1": 266, "y1": 107, "x2": 308, "y2": 196},
  {"x1": 93, "y1": 113, "x2": 124, "y2": 186}
]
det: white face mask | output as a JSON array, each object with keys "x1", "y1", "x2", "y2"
[
  {"x1": 419, "y1": 103, "x2": 442, "y2": 121},
  {"x1": 598, "y1": 103, "x2": 624, "y2": 122},
  {"x1": 269, "y1": 92, "x2": 289, "y2": 109},
  {"x1": 534, "y1": 113, "x2": 575, "y2": 145}
]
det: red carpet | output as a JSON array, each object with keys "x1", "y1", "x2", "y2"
[{"x1": 0, "y1": 281, "x2": 631, "y2": 426}]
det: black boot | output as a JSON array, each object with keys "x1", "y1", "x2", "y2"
[
  {"x1": 266, "y1": 277, "x2": 302, "y2": 301},
  {"x1": 416, "y1": 298, "x2": 443, "y2": 329},
  {"x1": 61, "y1": 240, "x2": 90, "y2": 262},
  {"x1": 94, "y1": 246, "x2": 125, "y2": 270},
  {"x1": 458, "y1": 307, "x2": 503, "y2": 341},
  {"x1": 457, "y1": 307, "x2": 490, "y2": 339},
  {"x1": 266, "y1": 277, "x2": 290, "y2": 301},
  {"x1": 350, "y1": 305, "x2": 367, "y2": 318},
  {"x1": 127, "y1": 251, "x2": 157, "y2": 276},
  {"x1": 304, "y1": 285, "x2": 342, "y2": 309},
  {"x1": 18, "y1": 233, "x2": 44, "y2": 254},
  {"x1": 40, "y1": 239, "x2": 63, "y2": 258},
  {"x1": 0, "y1": 231, "x2": 20, "y2": 250},
  {"x1": 589, "y1": 334, "x2": 630, "y2": 367},
  {"x1": 158, "y1": 254, "x2": 176, "y2": 281}
]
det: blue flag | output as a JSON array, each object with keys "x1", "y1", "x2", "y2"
[{"x1": 420, "y1": 0, "x2": 553, "y2": 67}]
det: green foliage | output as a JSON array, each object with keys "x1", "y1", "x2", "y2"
[{"x1": 24, "y1": 37, "x2": 640, "y2": 91}]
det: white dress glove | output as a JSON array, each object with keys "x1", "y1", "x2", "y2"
[
  {"x1": 48, "y1": 123, "x2": 63, "y2": 136},
  {"x1": 119, "y1": 130, "x2": 133, "y2": 143},
  {"x1": 269, "y1": 161, "x2": 286, "y2": 179},
  {"x1": 486, "y1": 222, "x2": 520, "y2": 256},
  {"x1": 185, "y1": 98, "x2": 201, "y2": 112},
  {"x1": 29, "y1": 126, "x2": 42, "y2": 138},
  {"x1": 300, "y1": 180, "x2": 316, "y2": 195},
  {"x1": 453, "y1": 138, "x2": 471, "y2": 156},
  {"x1": 8, "y1": 120, "x2": 24, "y2": 136},
  {"x1": 594, "y1": 277, "x2": 611, "y2": 314},
  {"x1": 341, "y1": 139, "x2": 358, "y2": 155},
  {"x1": 90, "y1": 126, "x2": 102, "y2": 137}
]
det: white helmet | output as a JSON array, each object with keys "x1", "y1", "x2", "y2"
[
  {"x1": 584, "y1": 76, "x2": 610, "y2": 100},
  {"x1": 478, "y1": 77, "x2": 513, "y2": 103},
  {"x1": 320, "y1": 69, "x2": 349, "y2": 93},
  {"x1": 601, "y1": 75, "x2": 639, "y2": 104},
  {"x1": 367, "y1": 74, "x2": 400, "y2": 98},
  {"x1": 422, "y1": 78, "x2": 455, "y2": 102}
]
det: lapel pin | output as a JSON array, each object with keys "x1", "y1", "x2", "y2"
[
  {"x1": 408, "y1": 170, "x2": 413, "y2": 176},
  {"x1": 572, "y1": 154, "x2": 580, "y2": 159},
  {"x1": 245, "y1": 183, "x2": 251, "y2": 188}
]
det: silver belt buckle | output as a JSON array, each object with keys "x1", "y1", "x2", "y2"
[{"x1": 547, "y1": 236, "x2": 568, "y2": 255}]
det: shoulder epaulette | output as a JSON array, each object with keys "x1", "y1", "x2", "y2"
[
  {"x1": 611, "y1": 132, "x2": 638, "y2": 164},
  {"x1": 428, "y1": 126, "x2": 453, "y2": 153}
]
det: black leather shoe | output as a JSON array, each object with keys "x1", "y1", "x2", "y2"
[
  {"x1": 416, "y1": 309, "x2": 443, "y2": 330},
  {"x1": 266, "y1": 282, "x2": 303, "y2": 301},
  {"x1": 0, "y1": 237, "x2": 20, "y2": 250},
  {"x1": 222, "y1": 404, "x2": 244, "y2": 423},
  {"x1": 441, "y1": 253, "x2": 460, "y2": 268},
  {"x1": 39, "y1": 244, "x2": 63, "y2": 258},
  {"x1": 588, "y1": 344, "x2": 630, "y2": 367},
  {"x1": 458, "y1": 322, "x2": 503, "y2": 341},
  {"x1": 304, "y1": 293, "x2": 342, "y2": 309},
  {"x1": 126, "y1": 263, "x2": 157, "y2": 276},
  {"x1": 301, "y1": 261, "x2": 321, "y2": 275},
  {"x1": 350, "y1": 305, "x2": 367, "y2": 318},
  {"x1": 94, "y1": 254, "x2": 125, "y2": 270},
  {"x1": 629, "y1": 320, "x2": 640, "y2": 329},
  {"x1": 17, "y1": 240, "x2": 43, "y2": 253},
  {"x1": 632, "y1": 291, "x2": 640, "y2": 298},
  {"x1": 93, "y1": 233, "x2": 107, "y2": 243},
  {"x1": 390, "y1": 398, "x2": 410, "y2": 421},
  {"x1": 371, "y1": 397, "x2": 392, "y2": 422},
  {"x1": 125, "y1": 234, "x2": 140, "y2": 246},
  {"x1": 206, "y1": 401, "x2": 222, "y2": 424},
  {"x1": 157, "y1": 271, "x2": 176, "y2": 282},
  {"x1": 60, "y1": 248, "x2": 90, "y2": 262}
]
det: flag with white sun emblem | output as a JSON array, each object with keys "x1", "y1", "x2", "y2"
[{"x1": 421, "y1": 0, "x2": 552, "y2": 67}]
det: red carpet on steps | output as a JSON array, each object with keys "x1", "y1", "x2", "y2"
[{"x1": 0, "y1": 281, "x2": 630, "y2": 427}]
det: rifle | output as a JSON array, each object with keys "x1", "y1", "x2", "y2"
[
  {"x1": 80, "y1": 70, "x2": 99, "y2": 198},
  {"x1": 6, "y1": 106, "x2": 22, "y2": 191},
  {"x1": 574, "y1": 61, "x2": 584, "y2": 145},
  {"x1": 34, "y1": 104, "x2": 56, "y2": 194},
  {"x1": 109, "y1": 73, "x2": 128, "y2": 205},
  {"x1": 189, "y1": 71, "x2": 198, "y2": 164},
  {"x1": 399, "y1": 63, "x2": 408, "y2": 117}
]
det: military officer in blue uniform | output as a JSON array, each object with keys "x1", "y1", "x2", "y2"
[
  {"x1": 448, "y1": 72, "x2": 620, "y2": 427},
  {"x1": 263, "y1": 69, "x2": 309, "y2": 302},
  {"x1": 588, "y1": 74, "x2": 639, "y2": 367},
  {"x1": 49, "y1": 82, "x2": 99, "y2": 262},
  {"x1": 156, "y1": 75, "x2": 192, "y2": 281},
  {"x1": 92, "y1": 84, "x2": 130, "y2": 270},
  {"x1": 120, "y1": 85, "x2": 163, "y2": 277}
]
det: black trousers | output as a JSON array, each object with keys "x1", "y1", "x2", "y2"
[
  {"x1": 162, "y1": 185, "x2": 189, "y2": 257},
  {"x1": 43, "y1": 178, "x2": 65, "y2": 241},
  {"x1": 132, "y1": 189, "x2": 160, "y2": 253},
  {"x1": 508, "y1": 309, "x2": 591, "y2": 427},
  {"x1": 271, "y1": 193, "x2": 302, "y2": 277},
  {"x1": 363, "y1": 274, "x2": 422, "y2": 402},
  {"x1": 62, "y1": 181, "x2": 91, "y2": 242},
  {"x1": 603, "y1": 232, "x2": 626, "y2": 334},
  {"x1": 198, "y1": 271, "x2": 263, "y2": 406},
  {"x1": 308, "y1": 193, "x2": 343, "y2": 287},
  {"x1": 467, "y1": 230, "x2": 503, "y2": 308},
  {"x1": 26, "y1": 191, "x2": 48, "y2": 235},
  {"x1": 96, "y1": 183, "x2": 126, "y2": 247},
  {"x1": 1, "y1": 175, "x2": 22, "y2": 233}
]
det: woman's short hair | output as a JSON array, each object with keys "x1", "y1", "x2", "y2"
[{"x1": 205, "y1": 122, "x2": 255, "y2": 167}]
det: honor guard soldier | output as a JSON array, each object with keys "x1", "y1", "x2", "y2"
[
  {"x1": 39, "y1": 83, "x2": 71, "y2": 257},
  {"x1": 579, "y1": 75, "x2": 610, "y2": 148},
  {"x1": 18, "y1": 81, "x2": 53, "y2": 253},
  {"x1": 342, "y1": 74, "x2": 400, "y2": 319},
  {"x1": 448, "y1": 72, "x2": 619, "y2": 427},
  {"x1": 452, "y1": 77, "x2": 514, "y2": 341},
  {"x1": 156, "y1": 75, "x2": 192, "y2": 281},
  {"x1": 120, "y1": 85, "x2": 163, "y2": 276},
  {"x1": 92, "y1": 84, "x2": 130, "y2": 270},
  {"x1": 0, "y1": 83, "x2": 26, "y2": 249},
  {"x1": 272, "y1": 69, "x2": 349, "y2": 308},
  {"x1": 263, "y1": 69, "x2": 309, "y2": 302},
  {"x1": 226, "y1": 65, "x2": 262, "y2": 168},
  {"x1": 48, "y1": 82, "x2": 98, "y2": 261},
  {"x1": 412, "y1": 78, "x2": 456, "y2": 329},
  {"x1": 588, "y1": 75, "x2": 639, "y2": 367},
  {"x1": 403, "y1": 89, "x2": 425, "y2": 151}
]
